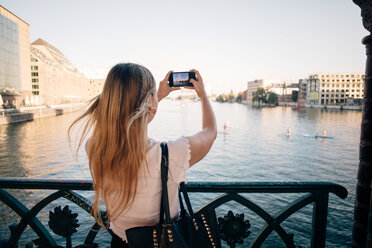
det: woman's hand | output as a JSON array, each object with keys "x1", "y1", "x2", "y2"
[
  {"x1": 186, "y1": 69, "x2": 207, "y2": 100},
  {"x1": 157, "y1": 71, "x2": 180, "y2": 102}
]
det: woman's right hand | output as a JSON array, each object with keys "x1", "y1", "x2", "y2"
[{"x1": 186, "y1": 69, "x2": 207, "y2": 99}]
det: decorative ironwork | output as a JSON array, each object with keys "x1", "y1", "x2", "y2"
[
  {"x1": 218, "y1": 210, "x2": 250, "y2": 247},
  {"x1": 48, "y1": 205, "x2": 79, "y2": 248},
  {"x1": 0, "y1": 178, "x2": 347, "y2": 247},
  {"x1": 49, "y1": 205, "x2": 79, "y2": 237}
]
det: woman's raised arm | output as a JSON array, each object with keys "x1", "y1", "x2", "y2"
[{"x1": 186, "y1": 69, "x2": 217, "y2": 166}]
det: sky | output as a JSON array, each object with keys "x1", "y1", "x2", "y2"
[{"x1": 0, "y1": 0, "x2": 369, "y2": 95}]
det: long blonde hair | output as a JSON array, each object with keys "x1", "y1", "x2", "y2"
[{"x1": 69, "y1": 63, "x2": 156, "y2": 227}]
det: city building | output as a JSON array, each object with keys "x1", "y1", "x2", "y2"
[
  {"x1": 88, "y1": 79, "x2": 104, "y2": 98},
  {"x1": 301, "y1": 73, "x2": 364, "y2": 106},
  {"x1": 269, "y1": 81, "x2": 298, "y2": 103},
  {"x1": 30, "y1": 38, "x2": 89, "y2": 105},
  {"x1": 246, "y1": 79, "x2": 297, "y2": 104},
  {"x1": 0, "y1": 5, "x2": 31, "y2": 108},
  {"x1": 247, "y1": 79, "x2": 274, "y2": 103},
  {"x1": 297, "y1": 79, "x2": 307, "y2": 107}
]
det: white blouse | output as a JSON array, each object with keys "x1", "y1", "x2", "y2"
[{"x1": 107, "y1": 136, "x2": 191, "y2": 241}]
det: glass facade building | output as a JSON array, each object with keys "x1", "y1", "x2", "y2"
[
  {"x1": 0, "y1": 14, "x2": 21, "y2": 92},
  {"x1": 0, "y1": 5, "x2": 31, "y2": 107}
]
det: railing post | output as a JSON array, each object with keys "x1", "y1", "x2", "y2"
[
  {"x1": 353, "y1": 1, "x2": 372, "y2": 247},
  {"x1": 311, "y1": 192, "x2": 328, "y2": 248}
]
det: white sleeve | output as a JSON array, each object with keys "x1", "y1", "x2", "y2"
[{"x1": 167, "y1": 136, "x2": 191, "y2": 184}]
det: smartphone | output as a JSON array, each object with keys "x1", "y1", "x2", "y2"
[{"x1": 169, "y1": 71, "x2": 196, "y2": 87}]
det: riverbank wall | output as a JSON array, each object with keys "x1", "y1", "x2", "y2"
[
  {"x1": 304, "y1": 104, "x2": 362, "y2": 110},
  {"x1": 0, "y1": 103, "x2": 85, "y2": 125},
  {"x1": 242, "y1": 101, "x2": 362, "y2": 110}
]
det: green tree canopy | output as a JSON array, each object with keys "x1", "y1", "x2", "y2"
[
  {"x1": 253, "y1": 87, "x2": 267, "y2": 104},
  {"x1": 267, "y1": 92, "x2": 278, "y2": 105}
]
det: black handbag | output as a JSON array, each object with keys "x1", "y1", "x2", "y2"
[{"x1": 126, "y1": 142, "x2": 220, "y2": 248}]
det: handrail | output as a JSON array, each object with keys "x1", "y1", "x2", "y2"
[
  {"x1": 0, "y1": 178, "x2": 348, "y2": 248},
  {"x1": 0, "y1": 178, "x2": 348, "y2": 199}
]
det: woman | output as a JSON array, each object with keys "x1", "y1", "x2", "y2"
[{"x1": 69, "y1": 63, "x2": 217, "y2": 247}]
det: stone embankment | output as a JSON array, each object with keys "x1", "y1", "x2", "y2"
[
  {"x1": 0, "y1": 103, "x2": 85, "y2": 125},
  {"x1": 304, "y1": 104, "x2": 362, "y2": 110}
]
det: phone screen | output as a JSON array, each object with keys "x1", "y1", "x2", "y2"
[{"x1": 172, "y1": 72, "x2": 189, "y2": 87}]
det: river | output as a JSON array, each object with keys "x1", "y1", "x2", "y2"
[{"x1": 0, "y1": 100, "x2": 361, "y2": 247}]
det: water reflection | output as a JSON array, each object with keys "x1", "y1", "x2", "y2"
[
  {"x1": 0, "y1": 122, "x2": 30, "y2": 177},
  {"x1": 0, "y1": 112, "x2": 91, "y2": 179}
]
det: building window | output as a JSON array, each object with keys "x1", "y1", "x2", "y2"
[
  {"x1": 31, "y1": 57, "x2": 38, "y2": 62},
  {"x1": 32, "y1": 91, "x2": 39, "y2": 95},
  {"x1": 32, "y1": 78, "x2": 39, "y2": 83},
  {"x1": 31, "y1": 66, "x2": 38, "y2": 70},
  {"x1": 31, "y1": 72, "x2": 38, "y2": 76},
  {"x1": 32, "y1": 85, "x2": 39, "y2": 89}
]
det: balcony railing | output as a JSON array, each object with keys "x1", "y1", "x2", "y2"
[{"x1": 0, "y1": 178, "x2": 347, "y2": 248}]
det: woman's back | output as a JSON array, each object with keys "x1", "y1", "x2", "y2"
[{"x1": 107, "y1": 137, "x2": 190, "y2": 240}]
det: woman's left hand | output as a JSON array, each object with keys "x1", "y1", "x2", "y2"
[{"x1": 157, "y1": 71, "x2": 180, "y2": 101}]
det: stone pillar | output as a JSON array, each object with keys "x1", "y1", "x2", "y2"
[{"x1": 353, "y1": 1, "x2": 372, "y2": 247}]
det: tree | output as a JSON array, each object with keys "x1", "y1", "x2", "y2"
[
  {"x1": 267, "y1": 92, "x2": 278, "y2": 105},
  {"x1": 236, "y1": 92, "x2": 244, "y2": 103},
  {"x1": 228, "y1": 90, "x2": 235, "y2": 102},
  {"x1": 252, "y1": 87, "x2": 267, "y2": 104},
  {"x1": 216, "y1": 94, "x2": 227, "y2": 103}
]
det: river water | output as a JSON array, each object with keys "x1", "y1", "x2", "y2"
[{"x1": 0, "y1": 100, "x2": 361, "y2": 247}]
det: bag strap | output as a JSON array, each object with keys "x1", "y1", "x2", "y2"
[
  {"x1": 179, "y1": 182, "x2": 195, "y2": 216},
  {"x1": 159, "y1": 142, "x2": 172, "y2": 224},
  {"x1": 178, "y1": 189, "x2": 185, "y2": 212}
]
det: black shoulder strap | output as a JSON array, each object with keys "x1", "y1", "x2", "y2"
[
  {"x1": 159, "y1": 142, "x2": 171, "y2": 224},
  {"x1": 179, "y1": 182, "x2": 194, "y2": 216}
]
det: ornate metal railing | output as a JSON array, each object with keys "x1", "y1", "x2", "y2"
[{"x1": 0, "y1": 178, "x2": 347, "y2": 248}]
